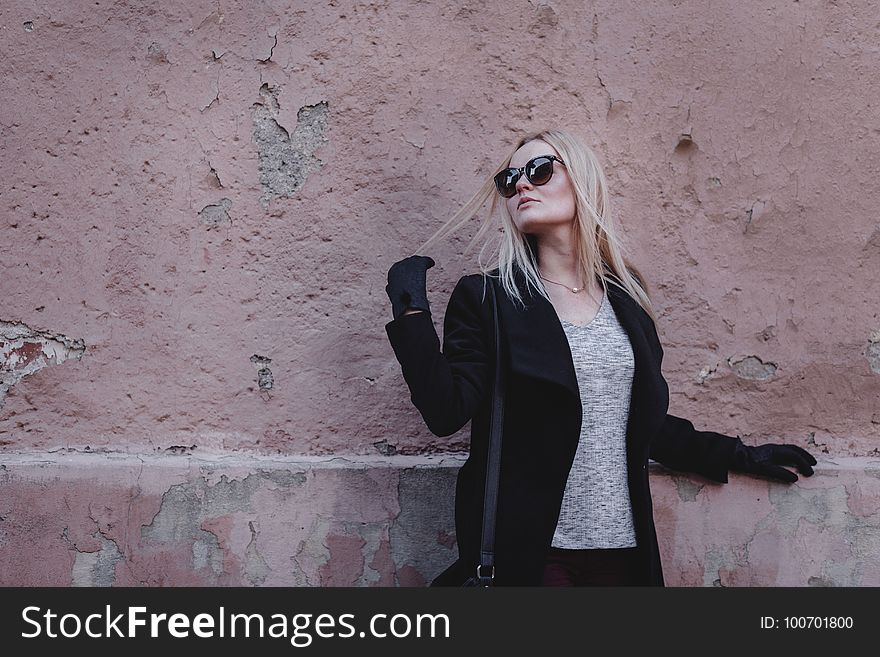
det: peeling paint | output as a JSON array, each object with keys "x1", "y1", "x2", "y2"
[
  {"x1": 2, "y1": 457, "x2": 880, "y2": 586},
  {"x1": 257, "y1": 369, "x2": 274, "y2": 390},
  {"x1": 766, "y1": 483, "x2": 836, "y2": 533},
  {"x1": 199, "y1": 197, "x2": 232, "y2": 228},
  {"x1": 256, "y1": 469, "x2": 307, "y2": 489},
  {"x1": 702, "y1": 546, "x2": 739, "y2": 587},
  {"x1": 142, "y1": 475, "x2": 262, "y2": 546},
  {"x1": 368, "y1": 537, "x2": 396, "y2": 587},
  {"x1": 353, "y1": 522, "x2": 385, "y2": 586},
  {"x1": 244, "y1": 520, "x2": 270, "y2": 585},
  {"x1": 0, "y1": 320, "x2": 85, "y2": 407},
  {"x1": 2, "y1": 0, "x2": 879, "y2": 589},
  {"x1": 71, "y1": 533, "x2": 123, "y2": 587},
  {"x1": 251, "y1": 84, "x2": 328, "y2": 207},
  {"x1": 373, "y1": 440, "x2": 398, "y2": 456},
  {"x1": 192, "y1": 529, "x2": 224, "y2": 575},
  {"x1": 136, "y1": 471, "x2": 311, "y2": 583},
  {"x1": 696, "y1": 364, "x2": 717, "y2": 385},
  {"x1": 320, "y1": 533, "x2": 365, "y2": 586},
  {"x1": 250, "y1": 354, "x2": 274, "y2": 390},
  {"x1": 292, "y1": 517, "x2": 333, "y2": 587},
  {"x1": 675, "y1": 132, "x2": 696, "y2": 153},
  {"x1": 866, "y1": 330, "x2": 880, "y2": 374},
  {"x1": 727, "y1": 355, "x2": 777, "y2": 380},
  {"x1": 744, "y1": 199, "x2": 767, "y2": 233},
  {"x1": 671, "y1": 474, "x2": 704, "y2": 502}
]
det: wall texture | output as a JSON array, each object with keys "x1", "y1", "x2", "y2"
[
  {"x1": 1, "y1": 0, "x2": 878, "y2": 585},
  {"x1": 2, "y1": 456, "x2": 878, "y2": 586}
]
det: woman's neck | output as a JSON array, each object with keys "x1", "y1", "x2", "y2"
[{"x1": 534, "y1": 241, "x2": 583, "y2": 286}]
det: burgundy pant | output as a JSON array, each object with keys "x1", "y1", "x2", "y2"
[{"x1": 541, "y1": 546, "x2": 641, "y2": 586}]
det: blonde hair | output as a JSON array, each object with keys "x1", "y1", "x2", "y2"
[{"x1": 415, "y1": 128, "x2": 656, "y2": 324}]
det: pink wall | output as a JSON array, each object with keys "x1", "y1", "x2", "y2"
[
  {"x1": 2, "y1": 457, "x2": 878, "y2": 586},
  {"x1": 1, "y1": 1, "x2": 878, "y2": 585}
]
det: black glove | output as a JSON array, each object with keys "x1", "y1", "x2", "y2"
[
  {"x1": 385, "y1": 255, "x2": 435, "y2": 320},
  {"x1": 730, "y1": 440, "x2": 817, "y2": 483}
]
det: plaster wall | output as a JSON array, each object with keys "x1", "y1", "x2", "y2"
[{"x1": 1, "y1": 0, "x2": 878, "y2": 585}]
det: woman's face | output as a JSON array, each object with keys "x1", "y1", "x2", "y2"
[{"x1": 505, "y1": 139, "x2": 577, "y2": 237}]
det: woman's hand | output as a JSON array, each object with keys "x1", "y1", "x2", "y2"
[
  {"x1": 730, "y1": 441, "x2": 817, "y2": 483},
  {"x1": 385, "y1": 255, "x2": 436, "y2": 320}
]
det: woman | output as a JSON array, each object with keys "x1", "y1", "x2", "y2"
[{"x1": 384, "y1": 129, "x2": 816, "y2": 586}]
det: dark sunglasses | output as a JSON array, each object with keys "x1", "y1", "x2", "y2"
[{"x1": 494, "y1": 155, "x2": 566, "y2": 198}]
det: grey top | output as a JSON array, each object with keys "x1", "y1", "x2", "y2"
[{"x1": 550, "y1": 287, "x2": 638, "y2": 549}]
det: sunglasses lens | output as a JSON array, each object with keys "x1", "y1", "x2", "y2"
[
  {"x1": 528, "y1": 157, "x2": 554, "y2": 185},
  {"x1": 495, "y1": 157, "x2": 558, "y2": 197},
  {"x1": 494, "y1": 169, "x2": 518, "y2": 198}
]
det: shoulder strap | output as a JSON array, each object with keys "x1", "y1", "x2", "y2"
[{"x1": 477, "y1": 276, "x2": 505, "y2": 585}]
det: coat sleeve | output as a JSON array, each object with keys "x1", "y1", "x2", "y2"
[
  {"x1": 639, "y1": 304, "x2": 741, "y2": 483},
  {"x1": 385, "y1": 274, "x2": 492, "y2": 437},
  {"x1": 650, "y1": 414, "x2": 741, "y2": 483}
]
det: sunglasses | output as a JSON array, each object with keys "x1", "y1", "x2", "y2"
[{"x1": 494, "y1": 155, "x2": 566, "y2": 198}]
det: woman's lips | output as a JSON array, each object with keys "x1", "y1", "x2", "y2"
[{"x1": 518, "y1": 198, "x2": 537, "y2": 207}]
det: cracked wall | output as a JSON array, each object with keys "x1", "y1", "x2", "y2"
[
  {"x1": 71, "y1": 533, "x2": 123, "y2": 587},
  {"x1": 0, "y1": 454, "x2": 439, "y2": 586},
  {"x1": 1, "y1": 1, "x2": 879, "y2": 586},
  {"x1": 1, "y1": 455, "x2": 879, "y2": 586},
  {"x1": 251, "y1": 84, "x2": 329, "y2": 208},
  {"x1": 0, "y1": 321, "x2": 85, "y2": 410},
  {"x1": 651, "y1": 458, "x2": 880, "y2": 586},
  {"x1": 1, "y1": 0, "x2": 877, "y2": 458}
]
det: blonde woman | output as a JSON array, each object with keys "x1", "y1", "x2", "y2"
[{"x1": 384, "y1": 129, "x2": 815, "y2": 586}]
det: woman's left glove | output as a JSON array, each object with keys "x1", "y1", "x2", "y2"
[{"x1": 730, "y1": 440, "x2": 817, "y2": 483}]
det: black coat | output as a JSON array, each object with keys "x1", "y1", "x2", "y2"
[{"x1": 385, "y1": 265, "x2": 740, "y2": 586}]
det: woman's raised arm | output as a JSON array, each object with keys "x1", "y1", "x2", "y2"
[{"x1": 385, "y1": 268, "x2": 493, "y2": 437}]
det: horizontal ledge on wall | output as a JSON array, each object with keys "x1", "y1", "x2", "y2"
[
  {"x1": 0, "y1": 450, "x2": 469, "y2": 470},
  {"x1": 0, "y1": 451, "x2": 876, "y2": 474}
]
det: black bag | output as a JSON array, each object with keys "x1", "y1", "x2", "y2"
[{"x1": 431, "y1": 275, "x2": 505, "y2": 587}]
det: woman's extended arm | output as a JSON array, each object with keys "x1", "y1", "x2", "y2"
[
  {"x1": 642, "y1": 310, "x2": 815, "y2": 483},
  {"x1": 650, "y1": 414, "x2": 741, "y2": 483},
  {"x1": 651, "y1": 414, "x2": 816, "y2": 483},
  {"x1": 385, "y1": 269, "x2": 493, "y2": 437}
]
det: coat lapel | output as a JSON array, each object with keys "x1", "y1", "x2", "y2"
[
  {"x1": 495, "y1": 265, "x2": 664, "y2": 447},
  {"x1": 605, "y1": 281, "x2": 667, "y2": 442},
  {"x1": 495, "y1": 267, "x2": 581, "y2": 404}
]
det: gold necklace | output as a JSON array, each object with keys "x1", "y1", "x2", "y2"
[{"x1": 539, "y1": 273, "x2": 584, "y2": 294}]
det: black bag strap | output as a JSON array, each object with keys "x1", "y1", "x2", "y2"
[{"x1": 476, "y1": 275, "x2": 505, "y2": 586}]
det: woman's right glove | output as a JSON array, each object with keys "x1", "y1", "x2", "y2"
[{"x1": 385, "y1": 255, "x2": 435, "y2": 320}]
